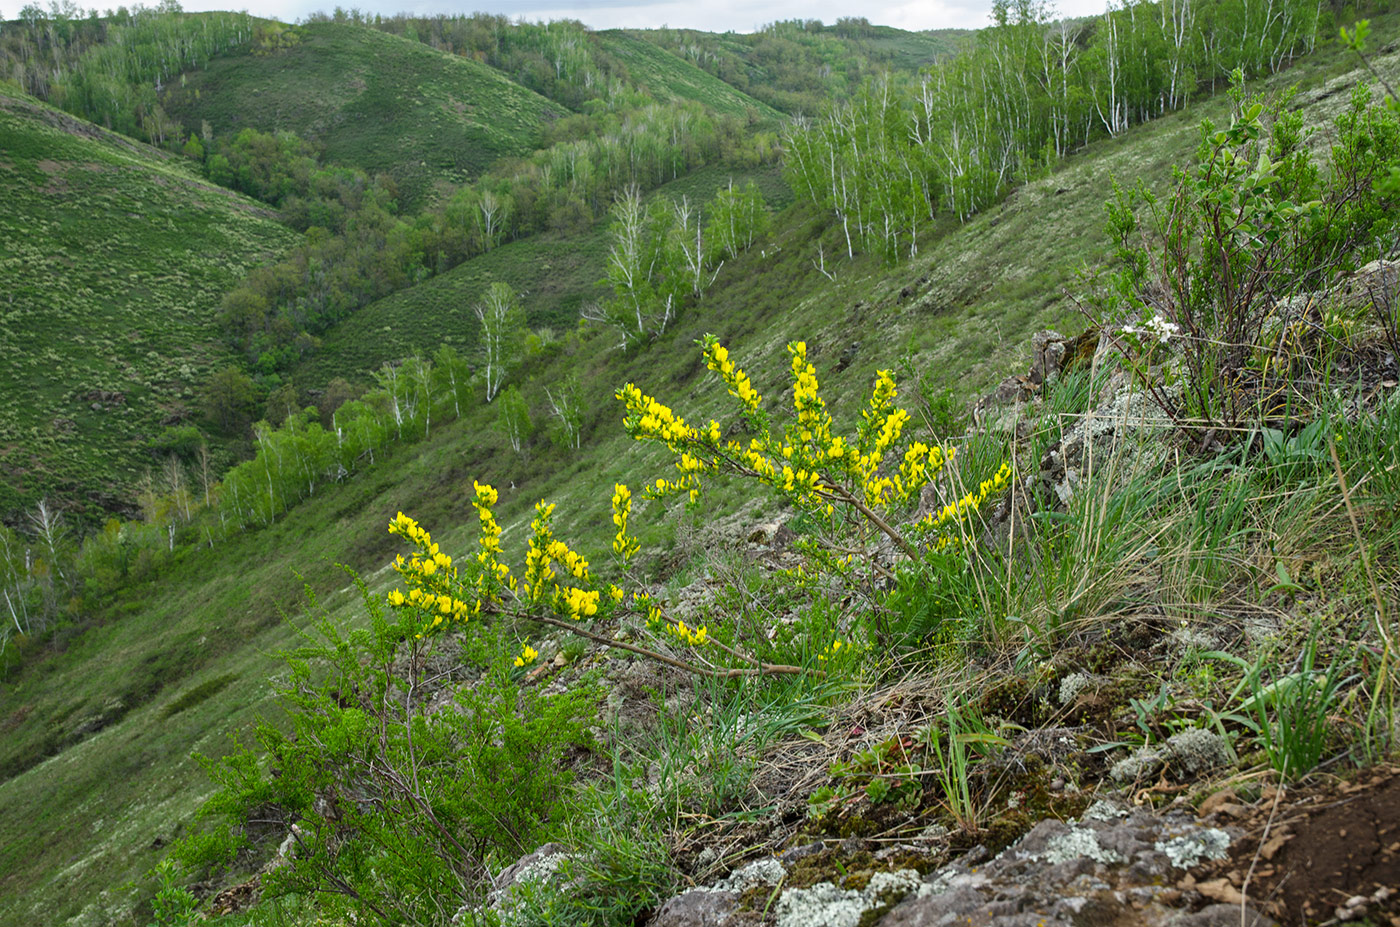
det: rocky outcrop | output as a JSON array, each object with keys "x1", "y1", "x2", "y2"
[{"x1": 633, "y1": 799, "x2": 1263, "y2": 927}]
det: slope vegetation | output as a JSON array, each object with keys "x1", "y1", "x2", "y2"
[
  {"x1": 0, "y1": 88, "x2": 297, "y2": 523},
  {"x1": 593, "y1": 32, "x2": 785, "y2": 121},
  {"x1": 162, "y1": 23, "x2": 563, "y2": 210},
  {"x1": 292, "y1": 164, "x2": 791, "y2": 387},
  {"x1": 2, "y1": 19, "x2": 1397, "y2": 927}
]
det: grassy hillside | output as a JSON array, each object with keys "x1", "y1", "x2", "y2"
[
  {"x1": 292, "y1": 164, "x2": 792, "y2": 387},
  {"x1": 628, "y1": 21, "x2": 965, "y2": 113},
  {"x1": 594, "y1": 32, "x2": 785, "y2": 121},
  {"x1": 857, "y1": 24, "x2": 967, "y2": 69},
  {"x1": 2, "y1": 19, "x2": 1397, "y2": 927},
  {"x1": 0, "y1": 88, "x2": 298, "y2": 524},
  {"x1": 162, "y1": 23, "x2": 563, "y2": 211}
]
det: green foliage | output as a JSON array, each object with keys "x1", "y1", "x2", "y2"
[
  {"x1": 201, "y1": 127, "x2": 392, "y2": 235},
  {"x1": 704, "y1": 179, "x2": 771, "y2": 260},
  {"x1": 146, "y1": 859, "x2": 199, "y2": 927},
  {"x1": 632, "y1": 19, "x2": 961, "y2": 116},
  {"x1": 504, "y1": 792, "x2": 679, "y2": 927},
  {"x1": 0, "y1": 9, "x2": 256, "y2": 147},
  {"x1": 215, "y1": 91, "x2": 762, "y2": 374},
  {"x1": 162, "y1": 22, "x2": 560, "y2": 212},
  {"x1": 178, "y1": 580, "x2": 596, "y2": 924},
  {"x1": 147, "y1": 426, "x2": 205, "y2": 461},
  {"x1": 1095, "y1": 79, "x2": 1400, "y2": 432},
  {"x1": 367, "y1": 14, "x2": 781, "y2": 121},
  {"x1": 593, "y1": 180, "x2": 770, "y2": 346},
  {"x1": 784, "y1": 0, "x2": 1329, "y2": 257},
  {"x1": 497, "y1": 385, "x2": 534, "y2": 456},
  {"x1": 545, "y1": 375, "x2": 586, "y2": 451},
  {"x1": 0, "y1": 88, "x2": 297, "y2": 522},
  {"x1": 1244, "y1": 629, "x2": 1357, "y2": 780},
  {"x1": 916, "y1": 697, "x2": 1005, "y2": 830},
  {"x1": 476, "y1": 282, "x2": 526, "y2": 403},
  {"x1": 161, "y1": 673, "x2": 238, "y2": 719}
]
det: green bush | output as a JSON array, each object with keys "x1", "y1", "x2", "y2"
[{"x1": 176, "y1": 577, "x2": 596, "y2": 924}]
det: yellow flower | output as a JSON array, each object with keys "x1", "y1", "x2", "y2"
[
  {"x1": 514, "y1": 644, "x2": 539, "y2": 668},
  {"x1": 387, "y1": 589, "x2": 406, "y2": 607}
]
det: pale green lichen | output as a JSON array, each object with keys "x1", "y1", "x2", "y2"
[
  {"x1": 1037, "y1": 827, "x2": 1125, "y2": 865},
  {"x1": 1111, "y1": 728, "x2": 1230, "y2": 782},
  {"x1": 1058, "y1": 673, "x2": 1093, "y2": 706},
  {"x1": 774, "y1": 869, "x2": 923, "y2": 927},
  {"x1": 1154, "y1": 828, "x2": 1231, "y2": 869}
]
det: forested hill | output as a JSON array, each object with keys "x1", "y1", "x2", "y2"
[{"x1": 159, "y1": 22, "x2": 565, "y2": 211}]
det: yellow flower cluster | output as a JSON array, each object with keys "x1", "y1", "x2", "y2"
[
  {"x1": 557, "y1": 586, "x2": 600, "y2": 619},
  {"x1": 621, "y1": 339, "x2": 957, "y2": 519},
  {"x1": 471, "y1": 482, "x2": 512, "y2": 595},
  {"x1": 514, "y1": 644, "x2": 539, "y2": 668},
  {"x1": 817, "y1": 639, "x2": 846, "y2": 662},
  {"x1": 386, "y1": 512, "x2": 473, "y2": 630},
  {"x1": 668, "y1": 619, "x2": 708, "y2": 647},
  {"x1": 548, "y1": 540, "x2": 590, "y2": 581},
  {"x1": 611, "y1": 483, "x2": 640, "y2": 563},
  {"x1": 849, "y1": 371, "x2": 915, "y2": 506},
  {"x1": 523, "y1": 501, "x2": 558, "y2": 604},
  {"x1": 920, "y1": 461, "x2": 1014, "y2": 533},
  {"x1": 705, "y1": 338, "x2": 762, "y2": 413},
  {"x1": 617, "y1": 383, "x2": 698, "y2": 450},
  {"x1": 787, "y1": 342, "x2": 834, "y2": 455},
  {"x1": 522, "y1": 500, "x2": 596, "y2": 617},
  {"x1": 634, "y1": 592, "x2": 664, "y2": 632}
]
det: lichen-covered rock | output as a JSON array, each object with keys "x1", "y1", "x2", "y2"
[
  {"x1": 715, "y1": 858, "x2": 785, "y2": 892},
  {"x1": 455, "y1": 843, "x2": 573, "y2": 926},
  {"x1": 1155, "y1": 828, "x2": 1232, "y2": 869},
  {"x1": 869, "y1": 803, "x2": 1241, "y2": 927},
  {"x1": 1111, "y1": 728, "x2": 1231, "y2": 783},
  {"x1": 774, "y1": 870, "x2": 923, "y2": 927}
]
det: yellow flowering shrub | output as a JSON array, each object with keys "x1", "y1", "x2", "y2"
[
  {"x1": 384, "y1": 482, "x2": 796, "y2": 678},
  {"x1": 383, "y1": 336, "x2": 1013, "y2": 675},
  {"x1": 618, "y1": 336, "x2": 1003, "y2": 560}
]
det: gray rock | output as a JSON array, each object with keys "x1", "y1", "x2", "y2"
[
  {"x1": 1168, "y1": 903, "x2": 1276, "y2": 927},
  {"x1": 649, "y1": 889, "x2": 740, "y2": 927},
  {"x1": 860, "y1": 805, "x2": 1244, "y2": 927}
]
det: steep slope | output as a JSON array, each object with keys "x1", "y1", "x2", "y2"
[
  {"x1": 593, "y1": 32, "x2": 785, "y2": 121},
  {"x1": 161, "y1": 22, "x2": 563, "y2": 211},
  {"x1": 0, "y1": 89, "x2": 298, "y2": 524},
  {"x1": 628, "y1": 22, "x2": 966, "y2": 113},
  {"x1": 2, "y1": 23, "x2": 1396, "y2": 927},
  {"x1": 292, "y1": 164, "x2": 791, "y2": 387}
]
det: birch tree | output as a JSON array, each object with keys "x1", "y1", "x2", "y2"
[{"x1": 473, "y1": 282, "x2": 524, "y2": 402}]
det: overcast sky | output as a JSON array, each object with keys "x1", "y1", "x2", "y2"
[{"x1": 2, "y1": 0, "x2": 1115, "y2": 34}]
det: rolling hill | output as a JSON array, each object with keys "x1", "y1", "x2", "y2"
[
  {"x1": 0, "y1": 87, "x2": 298, "y2": 525},
  {"x1": 593, "y1": 32, "x2": 786, "y2": 121},
  {"x1": 161, "y1": 22, "x2": 564, "y2": 211}
]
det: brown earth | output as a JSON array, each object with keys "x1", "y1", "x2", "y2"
[{"x1": 1192, "y1": 766, "x2": 1400, "y2": 926}]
